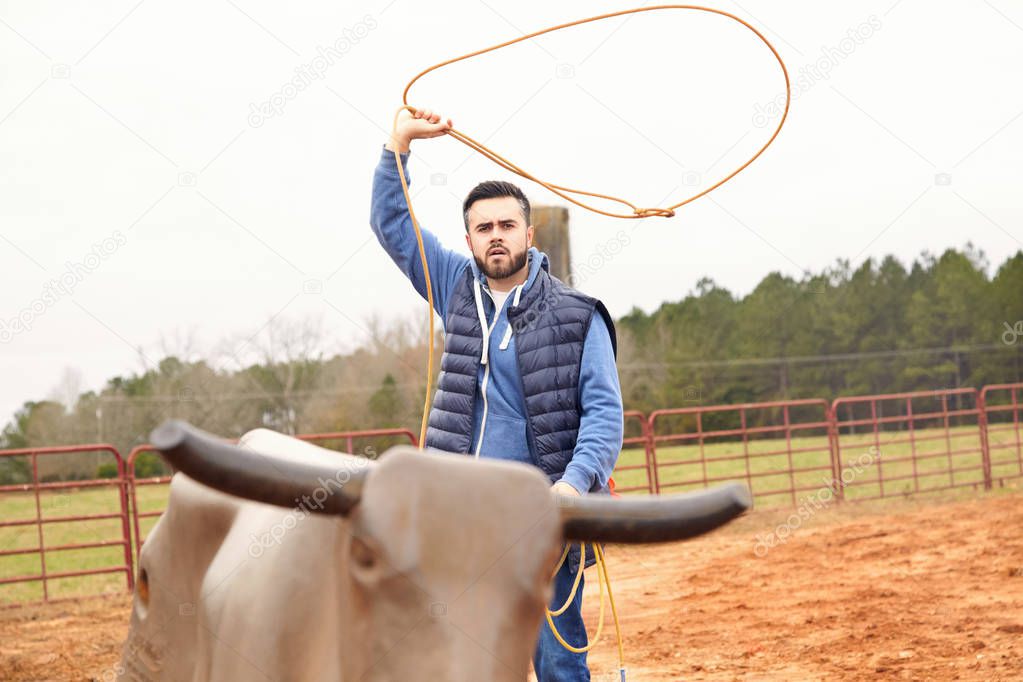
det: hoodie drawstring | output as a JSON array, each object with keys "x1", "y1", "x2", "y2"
[
  {"x1": 475, "y1": 279, "x2": 526, "y2": 360},
  {"x1": 472, "y1": 278, "x2": 491, "y2": 365},
  {"x1": 498, "y1": 284, "x2": 524, "y2": 350}
]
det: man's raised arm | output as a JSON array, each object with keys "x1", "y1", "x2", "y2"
[{"x1": 369, "y1": 108, "x2": 469, "y2": 319}]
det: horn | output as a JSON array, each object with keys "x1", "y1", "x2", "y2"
[
  {"x1": 560, "y1": 482, "x2": 751, "y2": 543},
  {"x1": 150, "y1": 420, "x2": 366, "y2": 515}
]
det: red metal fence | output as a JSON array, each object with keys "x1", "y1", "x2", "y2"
[
  {"x1": 3, "y1": 383, "x2": 1022, "y2": 607},
  {"x1": 1, "y1": 429, "x2": 416, "y2": 607},
  {"x1": 0, "y1": 445, "x2": 133, "y2": 604},
  {"x1": 980, "y1": 383, "x2": 1023, "y2": 486},
  {"x1": 830, "y1": 388, "x2": 987, "y2": 501},
  {"x1": 648, "y1": 399, "x2": 835, "y2": 509}
]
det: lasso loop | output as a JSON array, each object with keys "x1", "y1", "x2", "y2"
[{"x1": 401, "y1": 4, "x2": 790, "y2": 219}]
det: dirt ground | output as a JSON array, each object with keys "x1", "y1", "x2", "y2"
[{"x1": 2, "y1": 490, "x2": 1022, "y2": 681}]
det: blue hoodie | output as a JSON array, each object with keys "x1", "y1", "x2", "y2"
[{"x1": 369, "y1": 145, "x2": 623, "y2": 494}]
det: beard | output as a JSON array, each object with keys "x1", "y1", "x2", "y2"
[{"x1": 474, "y1": 245, "x2": 529, "y2": 280}]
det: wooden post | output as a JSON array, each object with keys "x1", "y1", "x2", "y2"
[{"x1": 531, "y1": 205, "x2": 572, "y2": 282}]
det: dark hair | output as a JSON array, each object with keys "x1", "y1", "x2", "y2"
[{"x1": 462, "y1": 180, "x2": 530, "y2": 232}]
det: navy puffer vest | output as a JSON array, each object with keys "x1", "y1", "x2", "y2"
[{"x1": 424, "y1": 263, "x2": 617, "y2": 483}]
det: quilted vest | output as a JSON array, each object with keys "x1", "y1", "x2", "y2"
[{"x1": 424, "y1": 263, "x2": 617, "y2": 483}]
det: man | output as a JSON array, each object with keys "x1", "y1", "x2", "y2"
[{"x1": 369, "y1": 107, "x2": 624, "y2": 681}]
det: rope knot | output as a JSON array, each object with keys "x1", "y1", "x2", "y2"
[{"x1": 633, "y1": 207, "x2": 675, "y2": 218}]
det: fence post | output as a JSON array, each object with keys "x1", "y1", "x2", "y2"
[
  {"x1": 30, "y1": 451, "x2": 49, "y2": 601},
  {"x1": 641, "y1": 415, "x2": 658, "y2": 494},
  {"x1": 128, "y1": 447, "x2": 145, "y2": 567},
  {"x1": 117, "y1": 454, "x2": 135, "y2": 591},
  {"x1": 645, "y1": 413, "x2": 661, "y2": 494},
  {"x1": 826, "y1": 403, "x2": 844, "y2": 502},
  {"x1": 977, "y1": 391, "x2": 992, "y2": 490}
]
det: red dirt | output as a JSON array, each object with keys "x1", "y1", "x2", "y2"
[{"x1": 3, "y1": 491, "x2": 1022, "y2": 681}]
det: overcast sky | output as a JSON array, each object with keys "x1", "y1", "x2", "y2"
[{"x1": 1, "y1": 0, "x2": 1021, "y2": 427}]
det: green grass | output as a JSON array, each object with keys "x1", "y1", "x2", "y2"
[
  {"x1": 0, "y1": 482, "x2": 175, "y2": 606},
  {"x1": 2, "y1": 422, "x2": 1021, "y2": 606}
]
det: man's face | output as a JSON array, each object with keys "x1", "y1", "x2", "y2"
[{"x1": 464, "y1": 196, "x2": 534, "y2": 282}]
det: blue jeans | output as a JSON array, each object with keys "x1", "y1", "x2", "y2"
[{"x1": 533, "y1": 549, "x2": 590, "y2": 682}]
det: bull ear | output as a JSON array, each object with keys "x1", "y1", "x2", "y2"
[
  {"x1": 150, "y1": 420, "x2": 367, "y2": 515},
  {"x1": 559, "y1": 482, "x2": 751, "y2": 544}
]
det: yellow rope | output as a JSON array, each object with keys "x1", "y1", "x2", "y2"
[
  {"x1": 399, "y1": 5, "x2": 790, "y2": 220},
  {"x1": 545, "y1": 543, "x2": 604, "y2": 653},
  {"x1": 597, "y1": 543, "x2": 626, "y2": 670},
  {"x1": 543, "y1": 542, "x2": 625, "y2": 675},
  {"x1": 389, "y1": 109, "x2": 435, "y2": 449},
  {"x1": 548, "y1": 542, "x2": 585, "y2": 617}
]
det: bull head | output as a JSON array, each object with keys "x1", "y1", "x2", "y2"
[{"x1": 125, "y1": 420, "x2": 750, "y2": 681}]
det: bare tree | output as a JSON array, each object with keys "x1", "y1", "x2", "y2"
[{"x1": 218, "y1": 315, "x2": 331, "y2": 434}]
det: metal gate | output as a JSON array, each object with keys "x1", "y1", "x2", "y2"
[
  {"x1": 0, "y1": 445, "x2": 133, "y2": 604},
  {"x1": 830, "y1": 388, "x2": 986, "y2": 501},
  {"x1": 648, "y1": 399, "x2": 835, "y2": 507}
]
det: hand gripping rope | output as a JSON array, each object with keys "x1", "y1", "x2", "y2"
[{"x1": 388, "y1": 5, "x2": 790, "y2": 677}]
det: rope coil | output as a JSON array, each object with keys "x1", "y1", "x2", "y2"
[
  {"x1": 544, "y1": 543, "x2": 626, "y2": 675},
  {"x1": 399, "y1": 4, "x2": 791, "y2": 221}
]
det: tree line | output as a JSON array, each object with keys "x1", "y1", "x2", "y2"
[{"x1": 616, "y1": 245, "x2": 1023, "y2": 413}]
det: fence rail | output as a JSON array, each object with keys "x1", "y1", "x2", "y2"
[
  {"x1": 980, "y1": 383, "x2": 1023, "y2": 486},
  {"x1": 830, "y1": 388, "x2": 988, "y2": 501},
  {"x1": 648, "y1": 399, "x2": 835, "y2": 509},
  {"x1": 0, "y1": 444, "x2": 133, "y2": 603},
  {"x1": 3, "y1": 383, "x2": 1022, "y2": 607}
]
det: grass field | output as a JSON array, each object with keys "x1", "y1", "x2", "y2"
[{"x1": 2, "y1": 422, "x2": 1021, "y2": 606}]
